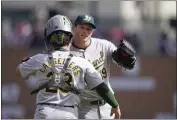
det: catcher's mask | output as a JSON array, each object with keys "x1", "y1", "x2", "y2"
[
  {"x1": 44, "y1": 14, "x2": 73, "y2": 50},
  {"x1": 45, "y1": 30, "x2": 72, "y2": 49}
]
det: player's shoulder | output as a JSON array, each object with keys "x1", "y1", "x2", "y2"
[
  {"x1": 73, "y1": 55, "x2": 88, "y2": 62},
  {"x1": 32, "y1": 53, "x2": 48, "y2": 59},
  {"x1": 22, "y1": 53, "x2": 48, "y2": 62},
  {"x1": 72, "y1": 56, "x2": 91, "y2": 67},
  {"x1": 91, "y1": 37, "x2": 115, "y2": 47}
]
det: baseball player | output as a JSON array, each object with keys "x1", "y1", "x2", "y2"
[
  {"x1": 70, "y1": 15, "x2": 136, "y2": 119},
  {"x1": 16, "y1": 14, "x2": 120, "y2": 119}
]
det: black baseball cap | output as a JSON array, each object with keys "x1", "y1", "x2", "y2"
[{"x1": 74, "y1": 15, "x2": 96, "y2": 29}]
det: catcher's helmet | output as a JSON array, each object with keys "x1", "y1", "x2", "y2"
[
  {"x1": 74, "y1": 15, "x2": 96, "y2": 29},
  {"x1": 44, "y1": 14, "x2": 73, "y2": 48}
]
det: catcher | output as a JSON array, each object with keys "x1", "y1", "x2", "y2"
[{"x1": 70, "y1": 14, "x2": 136, "y2": 119}]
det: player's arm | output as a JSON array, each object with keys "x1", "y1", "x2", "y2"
[
  {"x1": 84, "y1": 62, "x2": 119, "y2": 108},
  {"x1": 93, "y1": 83, "x2": 121, "y2": 118},
  {"x1": 16, "y1": 57, "x2": 31, "y2": 77},
  {"x1": 85, "y1": 67, "x2": 121, "y2": 118},
  {"x1": 94, "y1": 82, "x2": 119, "y2": 108},
  {"x1": 16, "y1": 55, "x2": 41, "y2": 79},
  {"x1": 84, "y1": 61, "x2": 121, "y2": 118}
]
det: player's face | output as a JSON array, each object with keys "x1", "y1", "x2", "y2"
[{"x1": 74, "y1": 24, "x2": 94, "y2": 42}]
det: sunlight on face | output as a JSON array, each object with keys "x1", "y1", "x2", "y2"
[{"x1": 74, "y1": 24, "x2": 94, "y2": 41}]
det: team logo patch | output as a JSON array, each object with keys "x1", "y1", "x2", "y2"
[
  {"x1": 100, "y1": 51, "x2": 104, "y2": 58},
  {"x1": 83, "y1": 15, "x2": 91, "y2": 22}
]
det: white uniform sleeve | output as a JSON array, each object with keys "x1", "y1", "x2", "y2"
[
  {"x1": 106, "y1": 40, "x2": 117, "y2": 61},
  {"x1": 18, "y1": 54, "x2": 43, "y2": 79},
  {"x1": 84, "y1": 61, "x2": 104, "y2": 90}
]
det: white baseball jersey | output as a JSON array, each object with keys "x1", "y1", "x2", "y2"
[
  {"x1": 70, "y1": 38, "x2": 117, "y2": 101},
  {"x1": 18, "y1": 50, "x2": 104, "y2": 106}
]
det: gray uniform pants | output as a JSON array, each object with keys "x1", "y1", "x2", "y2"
[
  {"x1": 34, "y1": 104, "x2": 78, "y2": 119},
  {"x1": 78, "y1": 100, "x2": 115, "y2": 119}
]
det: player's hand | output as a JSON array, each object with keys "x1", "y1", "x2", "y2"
[{"x1": 110, "y1": 107, "x2": 121, "y2": 119}]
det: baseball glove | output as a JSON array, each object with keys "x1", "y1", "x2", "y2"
[{"x1": 112, "y1": 39, "x2": 136, "y2": 70}]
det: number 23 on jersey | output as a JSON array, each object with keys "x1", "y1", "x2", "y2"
[{"x1": 44, "y1": 72, "x2": 74, "y2": 94}]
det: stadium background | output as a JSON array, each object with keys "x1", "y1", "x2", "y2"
[{"x1": 1, "y1": 1, "x2": 176, "y2": 119}]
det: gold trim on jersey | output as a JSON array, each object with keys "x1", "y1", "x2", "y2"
[
  {"x1": 89, "y1": 51, "x2": 107, "y2": 80},
  {"x1": 95, "y1": 62, "x2": 105, "y2": 70},
  {"x1": 44, "y1": 87, "x2": 59, "y2": 94},
  {"x1": 39, "y1": 58, "x2": 80, "y2": 95},
  {"x1": 92, "y1": 51, "x2": 104, "y2": 68},
  {"x1": 39, "y1": 58, "x2": 82, "y2": 77},
  {"x1": 68, "y1": 62, "x2": 81, "y2": 76}
]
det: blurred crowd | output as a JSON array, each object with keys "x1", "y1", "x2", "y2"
[
  {"x1": 1, "y1": 1, "x2": 176, "y2": 57},
  {"x1": 2, "y1": 17, "x2": 45, "y2": 49}
]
